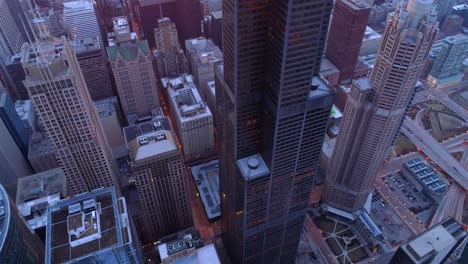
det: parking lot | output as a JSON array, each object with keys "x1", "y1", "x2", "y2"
[{"x1": 382, "y1": 172, "x2": 432, "y2": 214}]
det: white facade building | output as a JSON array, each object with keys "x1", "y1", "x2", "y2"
[{"x1": 162, "y1": 74, "x2": 214, "y2": 161}]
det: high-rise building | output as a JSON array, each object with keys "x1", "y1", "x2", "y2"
[
  {"x1": 218, "y1": 0, "x2": 334, "y2": 262},
  {"x1": 123, "y1": 114, "x2": 193, "y2": 242},
  {"x1": 0, "y1": 0, "x2": 26, "y2": 61},
  {"x1": 323, "y1": 0, "x2": 439, "y2": 213},
  {"x1": 452, "y1": 4, "x2": 468, "y2": 27},
  {"x1": 4, "y1": 53, "x2": 29, "y2": 101},
  {"x1": 185, "y1": 37, "x2": 223, "y2": 94},
  {"x1": 440, "y1": 15, "x2": 463, "y2": 37},
  {"x1": 162, "y1": 74, "x2": 214, "y2": 160},
  {"x1": 0, "y1": 92, "x2": 30, "y2": 158},
  {"x1": 63, "y1": 0, "x2": 104, "y2": 45},
  {"x1": 22, "y1": 36, "x2": 118, "y2": 195},
  {"x1": 434, "y1": 0, "x2": 456, "y2": 23},
  {"x1": 0, "y1": 184, "x2": 45, "y2": 263},
  {"x1": 15, "y1": 100, "x2": 38, "y2": 133},
  {"x1": 0, "y1": 93, "x2": 33, "y2": 198},
  {"x1": 154, "y1": 18, "x2": 189, "y2": 78},
  {"x1": 108, "y1": 17, "x2": 160, "y2": 122},
  {"x1": 28, "y1": 132, "x2": 59, "y2": 173},
  {"x1": 95, "y1": 96, "x2": 128, "y2": 159},
  {"x1": 71, "y1": 37, "x2": 115, "y2": 101},
  {"x1": 45, "y1": 187, "x2": 143, "y2": 263},
  {"x1": 95, "y1": 0, "x2": 128, "y2": 31},
  {"x1": 427, "y1": 35, "x2": 468, "y2": 88},
  {"x1": 326, "y1": 0, "x2": 370, "y2": 83},
  {"x1": 200, "y1": 0, "x2": 222, "y2": 16},
  {"x1": 0, "y1": 0, "x2": 28, "y2": 100},
  {"x1": 207, "y1": 11, "x2": 223, "y2": 50},
  {"x1": 390, "y1": 218, "x2": 467, "y2": 264}
]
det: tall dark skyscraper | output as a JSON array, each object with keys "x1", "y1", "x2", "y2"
[
  {"x1": 323, "y1": 0, "x2": 439, "y2": 213},
  {"x1": 326, "y1": 0, "x2": 370, "y2": 83},
  {"x1": 217, "y1": 1, "x2": 334, "y2": 263}
]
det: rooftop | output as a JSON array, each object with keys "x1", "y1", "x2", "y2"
[
  {"x1": 163, "y1": 75, "x2": 212, "y2": 121},
  {"x1": 63, "y1": 0, "x2": 93, "y2": 11},
  {"x1": 353, "y1": 77, "x2": 372, "y2": 91},
  {"x1": 106, "y1": 39, "x2": 149, "y2": 61},
  {"x1": 16, "y1": 168, "x2": 67, "y2": 230},
  {"x1": 401, "y1": 218, "x2": 466, "y2": 262},
  {"x1": 191, "y1": 160, "x2": 220, "y2": 220},
  {"x1": 70, "y1": 37, "x2": 101, "y2": 54},
  {"x1": 211, "y1": 10, "x2": 222, "y2": 19},
  {"x1": 15, "y1": 100, "x2": 33, "y2": 121},
  {"x1": 28, "y1": 132, "x2": 55, "y2": 158},
  {"x1": 46, "y1": 187, "x2": 134, "y2": 263},
  {"x1": 363, "y1": 26, "x2": 381, "y2": 41},
  {"x1": 123, "y1": 117, "x2": 177, "y2": 162},
  {"x1": 342, "y1": 0, "x2": 370, "y2": 11},
  {"x1": 453, "y1": 4, "x2": 468, "y2": 11},
  {"x1": 185, "y1": 37, "x2": 223, "y2": 64},
  {"x1": 158, "y1": 232, "x2": 220, "y2": 264},
  {"x1": 237, "y1": 154, "x2": 270, "y2": 181},
  {"x1": 207, "y1": 81, "x2": 216, "y2": 97},
  {"x1": 94, "y1": 97, "x2": 118, "y2": 118},
  {"x1": 309, "y1": 76, "x2": 334, "y2": 99}
]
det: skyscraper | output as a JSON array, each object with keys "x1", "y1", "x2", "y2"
[
  {"x1": 108, "y1": 17, "x2": 160, "y2": 122},
  {"x1": 218, "y1": 0, "x2": 334, "y2": 262},
  {"x1": 0, "y1": 0, "x2": 27, "y2": 100},
  {"x1": 154, "y1": 18, "x2": 189, "y2": 78},
  {"x1": 123, "y1": 114, "x2": 193, "y2": 243},
  {"x1": 326, "y1": 0, "x2": 370, "y2": 83},
  {"x1": 22, "y1": 36, "x2": 118, "y2": 195},
  {"x1": 323, "y1": 0, "x2": 439, "y2": 213},
  {"x1": 45, "y1": 187, "x2": 143, "y2": 263},
  {"x1": 427, "y1": 35, "x2": 468, "y2": 88},
  {"x1": 71, "y1": 37, "x2": 115, "y2": 101},
  {"x1": 0, "y1": 92, "x2": 30, "y2": 158},
  {"x1": 162, "y1": 74, "x2": 214, "y2": 161},
  {"x1": 63, "y1": 0, "x2": 104, "y2": 45},
  {"x1": 0, "y1": 184, "x2": 45, "y2": 263}
]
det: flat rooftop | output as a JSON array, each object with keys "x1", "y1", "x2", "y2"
[
  {"x1": 163, "y1": 74, "x2": 212, "y2": 121},
  {"x1": 123, "y1": 117, "x2": 177, "y2": 162},
  {"x1": 46, "y1": 187, "x2": 134, "y2": 263},
  {"x1": 191, "y1": 160, "x2": 220, "y2": 220},
  {"x1": 63, "y1": 0, "x2": 93, "y2": 11},
  {"x1": 16, "y1": 168, "x2": 66, "y2": 229},
  {"x1": 401, "y1": 218, "x2": 467, "y2": 262},
  {"x1": 363, "y1": 26, "x2": 381, "y2": 41},
  {"x1": 21, "y1": 37, "x2": 69, "y2": 81},
  {"x1": 237, "y1": 154, "x2": 270, "y2": 181},
  {"x1": 158, "y1": 232, "x2": 220, "y2": 264},
  {"x1": 70, "y1": 37, "x2": 101, "y2": 54},
  {"x1": 15, "y1": 100, "x2": 33, "y2": 121},
  {"x1": 94, "y1": 97, "x2": 118, "y2": 118},
  {"x1": 28, "y1": 132, "x2": 55, "y2": 158}
]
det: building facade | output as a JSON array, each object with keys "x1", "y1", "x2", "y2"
[
  {"x1": 0, "y1": 184, "x2": 45, "y2": 264},
  {"x1": 427, "y1": 35, "x2": 468, "y2": 88},
  {"x1": 123, "y1": 116, "x2": 193, "y2": 243},
  {"x1": 326, "y1": 0, "x2": 370, "y2": 83},
  {"x1": 218, "y1": 0, "x2": 334, "y2": 262},
  {"x1": 22, "y1": 36, "x2": 118, "y2": 195},
  {"x1": 162, "y1": 75, "x2": 214, "y2": 160},
  {"x1": 0, "y1": 92, "x2": 30, "y2": 158},
  {"x1": 95, "y1": 97, "x2": 127, "y2": 159},
  {"x1": 71, "y1": 37, "x2": 115, "y2": 101},
  {"x1": 45, "y1": 187, "x2": 143, "y2": 263},
  {"x1": 323, "y1": 0, "x2": 439, "y2": 213},
  {"x1": 154, "y1": 18, "x2": 189, "y2": 78},
  {"x1": 108, "y1": 17, "x2": 160, "y2": 122}
]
